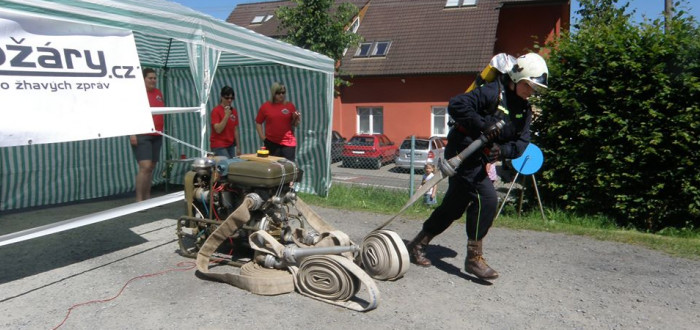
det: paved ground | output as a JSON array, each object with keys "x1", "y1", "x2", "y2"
[{"x1": 1, "y1": 191, "x2": 699, "y2": 329}]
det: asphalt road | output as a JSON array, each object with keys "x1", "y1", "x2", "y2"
[{"x1": 2, "y1": 192, "x2": 698, "y2": 329}]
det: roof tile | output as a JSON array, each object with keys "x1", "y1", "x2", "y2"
[{"x1": 228, "y1": 0, "x2": 565, "y2": 76}]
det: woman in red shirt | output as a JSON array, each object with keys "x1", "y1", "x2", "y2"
[
  {"x1": 130, "y1": 68, "x2": 164, "y2": 201},
  {"x1": 255, "y1": 82, "x2": 301, "y2": 161},
  {"x1": 210, "y1": 86, "x2": 240, "y2": 158}
]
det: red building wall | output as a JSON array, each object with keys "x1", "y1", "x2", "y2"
[
  {"x1": 334, "y1": 3, "x2": 570, "y2": 145},
  {"x1": 335, "y1": 74, "x2": 473, "y2": 144},
  {"x1": 495, "y1": 4, "x2": 570, "y2": 55}
]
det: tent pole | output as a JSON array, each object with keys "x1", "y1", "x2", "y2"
[{"x1": 162, "y1": 38, "x2": 174, "y2": 191}]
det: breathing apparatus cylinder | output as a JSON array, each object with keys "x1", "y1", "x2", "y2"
[{"x1": 465, "y1": 53, "x2": 517, "y2": 93}]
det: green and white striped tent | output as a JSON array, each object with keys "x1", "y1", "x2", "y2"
[{"x1": 0, "y1": 0, "x2": 336, "y2": 211}]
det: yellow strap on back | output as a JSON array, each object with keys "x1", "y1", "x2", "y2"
[{"x1": 466, "y1": 64, "x2": 500, "y2": 93}]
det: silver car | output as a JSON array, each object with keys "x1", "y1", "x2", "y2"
[{"x1": 395, "y1": 136, "x2": 446, "y2": 171}]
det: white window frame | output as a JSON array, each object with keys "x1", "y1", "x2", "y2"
[
  {"x1": 431, "y1": 106, "x2": 450, "y2": 137},
  {"x1": 445, "y1": 0, "x2": 477, "y2": 8},
  {"x1": 357, "y1": 107, "x2": 383, "y2": 134},
  {"x1": 355, "y1": 43, "x2": 373, "y2": 57},
  {"x1": 344, "y1": 17, "x2": 362, "y2": 56},
  {"x1": 371, "y1": 41, "x2": 391, "y2": 57},
  {"x1": 445, "y1": 0, "x2": 460, "y2": 7},
  {"x1": 251, "y1": 15, "x2": 265, "y2": 24},
  {"x1": 354, "y1": 41, "x2": 392, "y2": 58},
  {"x1": 350, "y1": 17, "x2": 360, "y2": 33}
]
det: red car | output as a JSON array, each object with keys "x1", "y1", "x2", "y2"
[{"x1": 341, "y1": 133, "x2": 398, "y2": 169}]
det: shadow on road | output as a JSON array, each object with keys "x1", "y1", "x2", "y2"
[
  {"x1": 0, "y1": 216, "x2": 151, "y2": 285},
  {"x1": 408, "y1": 242, "x2": 494, "y2": 286}
]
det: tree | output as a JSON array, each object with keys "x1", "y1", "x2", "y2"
[
  {"x1": 534, "y1": 0, "x2": 700, "y2": 231},
  {"x1": 276, "y1": 0, "x2": 363, "y2": 88}
]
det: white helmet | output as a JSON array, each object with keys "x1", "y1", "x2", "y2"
[{"x1": 508, "y1": 53, "x2": 549, "y2": 90}]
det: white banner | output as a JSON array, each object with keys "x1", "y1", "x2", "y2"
[{"x1": 0, "y1": 10, "x2": 154, "y2": 147}]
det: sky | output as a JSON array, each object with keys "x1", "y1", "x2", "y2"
[{"x1": 170, "y1": 0, "x2": 700, "y2": 23}]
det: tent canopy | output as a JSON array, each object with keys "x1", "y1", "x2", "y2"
[
  {"x1": 0, "y1": 0, "x2": 336, "y2": 211},
  {"x1": 0, "y1": 0, "x2": 334, "y2": 72}
]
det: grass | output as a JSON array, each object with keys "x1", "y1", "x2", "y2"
[{"x1": 299, "y1": 184, "x2": 700, "y2": 260}]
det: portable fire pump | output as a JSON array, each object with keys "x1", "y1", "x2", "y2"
[{"x1": 176, "y1": 153, "x2": 409, "y2": 311}]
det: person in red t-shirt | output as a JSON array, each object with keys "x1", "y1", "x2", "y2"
[
  {"x1": 255, "y1": 82, "x2": 300, "y2": 161},
  {"x1": 130, "y1": 68, "x2": 164, "y2": 201},
  {"x1": 210, "y1": 86, "x2": 240, "y2": 158}
]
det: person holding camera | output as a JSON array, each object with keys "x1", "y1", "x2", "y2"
[{"x1": 210, "y1": 86, "x2": 240, "y2": 158}]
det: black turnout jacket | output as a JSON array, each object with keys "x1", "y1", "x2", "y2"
[{"x1": 445, "y1": 79, "x2": 533, "y2": 168}]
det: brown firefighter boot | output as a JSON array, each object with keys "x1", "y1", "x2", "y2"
[
  {"x1": 407, "y1": 230, "x2": 435, "y2": 267},
  {"x1": 464, "y1": 239, "x2": 499, "y2": 280}
]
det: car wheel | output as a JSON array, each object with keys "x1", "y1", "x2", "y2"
[
  {"x1": 342, "y1": 159, "x2": 351, "y2": 168},
  {"x1": 374, "y1": 158, "x2": 382, "y2": 169}
]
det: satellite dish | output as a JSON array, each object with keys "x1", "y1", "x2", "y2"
[{"x1": 510, "y1": 143, "x2": 543, "y2": 175}]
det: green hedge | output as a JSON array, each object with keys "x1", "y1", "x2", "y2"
[{"x1": 533, "y1": 0, "x2": 700, "y2": 231}]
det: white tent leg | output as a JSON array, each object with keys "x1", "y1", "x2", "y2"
[{"x1": 199, "y1": 103, "x2": 207, "y2": 156}]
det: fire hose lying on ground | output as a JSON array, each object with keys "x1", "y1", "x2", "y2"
[
  {"x1": 176, "y1": 53, "x2": 512, "y2": 311},
  {"x1": 176, "y1": 124, "x2": 499, "y2": 311},
  {"x1": 176, "y1": 153, "x2": 409, "y2": 311}
]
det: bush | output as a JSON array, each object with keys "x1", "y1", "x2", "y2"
[{"x1": 534, "y1": 0, "x2": 700, "y2": 230}]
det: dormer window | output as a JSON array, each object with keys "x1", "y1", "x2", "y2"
[
  {"x1": 355, "y1": 43, "x2": 372, "y2": 57},
  {"x1": 445, "y1": 0, "x2": 477, "y2": 8},
  {"x1": 251, "y1": 15, "x2": 273, "y2": 24},
  {"x1": 372, "y1": 41, "x2": 391, "y2": 56},
  {"x1": 350, "y1": 17, "x2": 360, "y2": 34},
  {"x1": 354, "y1": 41, "x2": 392, "y2": 58}
]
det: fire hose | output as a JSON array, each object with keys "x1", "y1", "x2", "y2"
[
  {"x1": 192, "y1": 121, "x2": 505, "y2": 311},
  {"x1": 194, "y1": 196, "x2": 404, "y2": 311},
  {"x1": 375, "y1": 120, "x2": 506, "y2": 231}
]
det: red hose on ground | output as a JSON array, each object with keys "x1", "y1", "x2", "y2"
[{"x1": 52, "y1": 261, "x2": 196, "y2": 329}]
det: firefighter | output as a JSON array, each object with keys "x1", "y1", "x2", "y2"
[{"x1": 406, "y1": 53, "x2": 549, "y2": 280}]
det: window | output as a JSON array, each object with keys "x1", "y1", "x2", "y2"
[
  {"x1": 349, "y1": 17, "x2": 360, "y2": 33},
  {"x1": 355, "y1": 43, "x2": 372, "y2": 57},
  {"x1": 354, "y1": 41, "x2": 392, "y2": 58},
  {"x1": 431, "y1": 106, "x2": 450, "y2": 137},
  {"x1": 344, "y1": 18, "x2": 362, "y2": 56},
  {"x1": 357, "y1": 107, "x2": 383, "y2": 134},
  {"x1": 372, "y1": 41, "x2": 391, "y2": 56},
  {"x1": 264, "y1": 15, "x2": 273, "y2": 22},
  {"x1": 379, "y1": 136, "x2": 388, "y2": 147},
  {"x1": 251, "y1": 15, "x2": 265, "y2": 24},
  {"x1": 445, "y1": 0, "x2": 477, "y2": 8}
]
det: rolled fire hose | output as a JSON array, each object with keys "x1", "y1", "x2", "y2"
[
  {"x1": 195, "y1": 197, "x2": 384, "y2": 311},
  {"x1": 360, "y1": 230, "x2": 409, "y2": 281},
  {"x1": 250, "y1": 230, "x2": 380, "y2": 311},
  {"x1": 295, "y1": 198, "x2": 409, "y2": 280}
]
